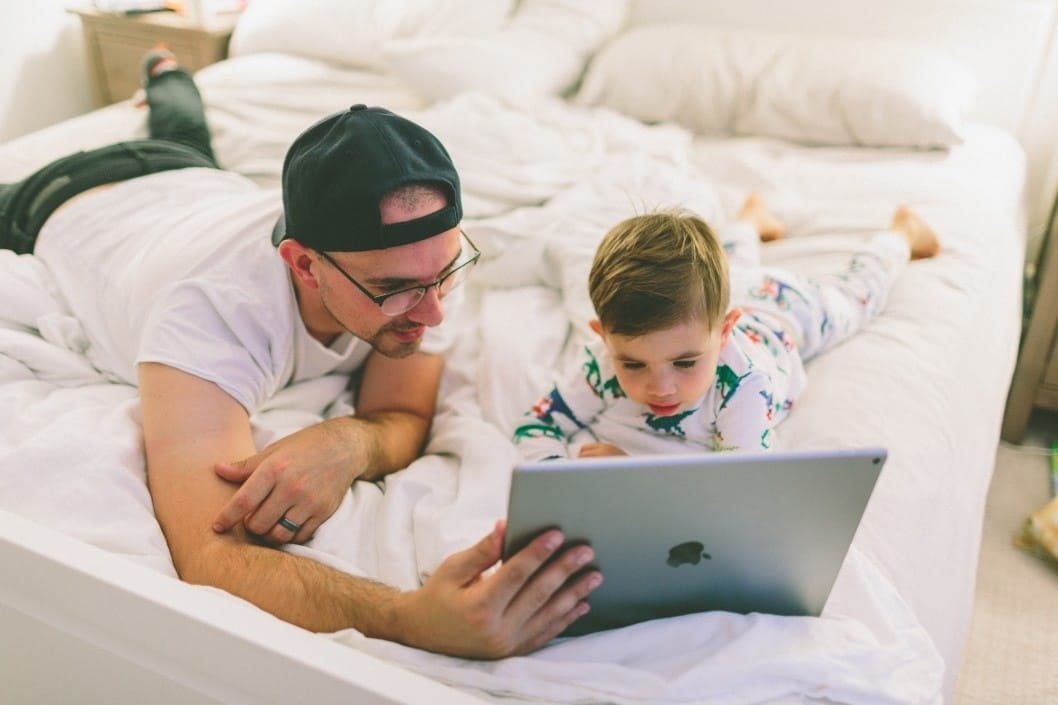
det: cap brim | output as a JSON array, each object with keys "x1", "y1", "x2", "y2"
[{"x1": 271, "y1": 212, "x2": 286, "y2": 247}]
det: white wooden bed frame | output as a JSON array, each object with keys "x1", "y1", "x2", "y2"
[{"x1": 2, "y1": 1, "x2": 1056, "y2": 703}]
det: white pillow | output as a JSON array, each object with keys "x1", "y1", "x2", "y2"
[
  {"x1": 228, "y1": 0, "x2": 516, "y2": 70},
  {"x1": 381, "y1": 0, "x2": 630, "y2": 103},
  {"x1": 575, "y1": 24, "x2": 977, "y2": 149}
]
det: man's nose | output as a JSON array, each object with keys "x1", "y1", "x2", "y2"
[{"x1": 406, "y1": 285, "x2": 444, "y2": 326}]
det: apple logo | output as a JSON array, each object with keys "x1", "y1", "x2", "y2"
[{"x1": 666, "y1": 540, "x2": 711, "y2": 567}]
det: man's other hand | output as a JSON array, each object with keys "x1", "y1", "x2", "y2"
[{"x1": 398, "y1": 521, "x2": 603, "y2": 658}]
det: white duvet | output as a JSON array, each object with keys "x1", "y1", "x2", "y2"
[{"x1": 0, "y1": 61, "x2": 1027, "y2": 704}]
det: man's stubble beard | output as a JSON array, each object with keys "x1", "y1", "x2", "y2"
[
  {"x1": 370, "y1": 328, "x2": 420, "y2": 358},
  {"x1": 326, "y1": 302, "x2": 420, "y2": 359}
]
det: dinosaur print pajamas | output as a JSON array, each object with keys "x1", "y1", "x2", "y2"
[{"x1": 513, "y1": 222, "x2": 911, "y2": 460}]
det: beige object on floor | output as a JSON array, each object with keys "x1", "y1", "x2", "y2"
[{"x1": 1017, "y1": 493, "x2": 1058, "y2": 563}]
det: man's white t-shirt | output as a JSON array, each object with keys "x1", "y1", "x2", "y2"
[{"x1": 36, "y1": 168, "x2": 381, "y2": 413}]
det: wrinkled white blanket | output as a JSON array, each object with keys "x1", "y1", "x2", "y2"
[{"x1": 0, "y1": 90, "x2": 964, "y2": 704}]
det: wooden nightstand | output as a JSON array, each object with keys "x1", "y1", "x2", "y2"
[
  {"x1": 1003, "y1": 195, "x2": 1058, "y2": 442},
  {"x1": 69, "y1": 6, "x2": 239, "y2": 107}
]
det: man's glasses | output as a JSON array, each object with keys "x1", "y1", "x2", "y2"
[{"x1": 318, "y1": 230, "x2": 481, "y2": 316}]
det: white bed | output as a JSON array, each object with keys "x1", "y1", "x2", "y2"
[{"x1": 0, "y1": 1, "x2": 1047, "y2": 703}]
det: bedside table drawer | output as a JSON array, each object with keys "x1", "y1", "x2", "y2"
[
  {"x1": 1038, "y1": 339, "x2": 1058, "y2": 410},
  {"x1": 1002, "y1": 188, "x2": 1058, "y2": 440}
]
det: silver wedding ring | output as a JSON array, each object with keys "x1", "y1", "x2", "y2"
[{"x1": 277, "y1": 515, "x2": 301, "y2": 533}]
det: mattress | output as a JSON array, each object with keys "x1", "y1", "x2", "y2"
[{"x1": 0, "y1": 51, "x2": 1026, "y2": 705}]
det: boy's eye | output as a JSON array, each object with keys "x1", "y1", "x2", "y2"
[
  {"x1": 674, "y1": 360, "x2": 697, "y2": 369},
  {"x1": 621, "y1": 361, "x2": 645, "y2": 370}
]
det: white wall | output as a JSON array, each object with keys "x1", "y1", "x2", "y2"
[{"x1": 0, "y1": 0, "x2": 94, "y2": 143}]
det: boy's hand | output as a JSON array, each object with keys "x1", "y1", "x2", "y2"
[{"x1": 578, "y1": 442, "x2": 627, "y2": 458}]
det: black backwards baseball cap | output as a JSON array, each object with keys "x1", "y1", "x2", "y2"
[{"x1": 271, "y1": 104, "x2": 462, "y2": 251}]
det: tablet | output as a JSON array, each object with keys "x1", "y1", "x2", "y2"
[{"x1": 503, "y1": 447, "x2": 886, "y2": 636}]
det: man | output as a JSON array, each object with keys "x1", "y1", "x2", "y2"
[{"x1": 0, "y1": 52, "x2": 601, "y2": 657}]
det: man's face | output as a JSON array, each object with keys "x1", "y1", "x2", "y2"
[
  {"x1": 315, "y1": 226, "x2": 463, "y2": 358},
  {"x1": 594, "y1": 313, "x2": 739, "y2": 416}
]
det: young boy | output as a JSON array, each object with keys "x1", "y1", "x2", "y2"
[{"x1": 513, "y1": 195, "x2": 939, "y2": 460}]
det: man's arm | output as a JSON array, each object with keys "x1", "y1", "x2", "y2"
[
  {"x1": 212, "y1": 350, "x2": 441, "y2": 544},
  {"x1": 139, "y1": 362, "x2": 602, "y2": 653}
]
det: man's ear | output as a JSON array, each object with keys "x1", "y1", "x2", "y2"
[
  {"x1": 589, "y1": 319, "x2": 605, "y2": 340},
  {"x1": 719, "y1": 308, "x2": 741, "y2": 345},
  {"x1": 278, "y1": 240, "x2": 320, "y2": 290}
]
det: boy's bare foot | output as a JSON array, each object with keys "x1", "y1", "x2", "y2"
[
  {"x1": 737, "y1": 193, "x2": 786, "y2": 242},
  {"x1": 890, "y1": 205, "x2": 940, "y2": 260}
]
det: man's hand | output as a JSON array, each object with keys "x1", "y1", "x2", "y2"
[
  {"x1": 396, "y1": 521, "x2": 603, "y2": 658},
  {"x1": 577, "y1": 442, "x2": 627, "y2": 458},
  {"x1": 212, "y1": 418, "x2": 364, "y2": 544},
  {"x1": 212, "y1": 351, "x2": 440, "y2": 545}
]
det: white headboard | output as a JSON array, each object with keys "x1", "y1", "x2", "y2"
[{"x1": 628, "y1": 0, "x2": 1058, "y2": 250}]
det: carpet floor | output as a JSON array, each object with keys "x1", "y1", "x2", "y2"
[{"x1": 953, "y1": 409, "x2": 1058, "y2": 704}]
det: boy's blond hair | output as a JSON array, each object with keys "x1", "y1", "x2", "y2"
[{"x1": 588, "y1": 210, "x2": 729, "y2": 336}]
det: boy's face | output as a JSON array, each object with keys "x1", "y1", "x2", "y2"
[{"x1": 591, "y1": 311, "x2": 740, "y2": 417}]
